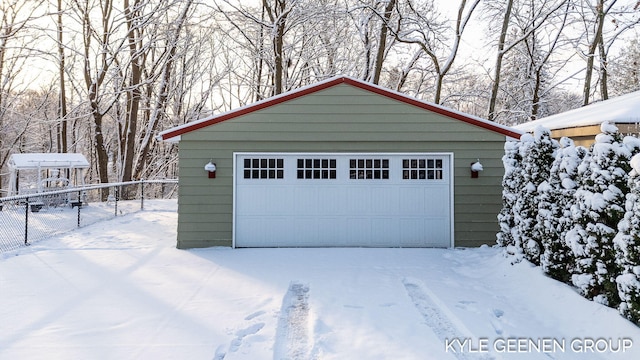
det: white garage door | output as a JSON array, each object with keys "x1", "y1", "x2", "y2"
[{"x1": 233, "y1": 153, "x2": 453, "y2": 248}]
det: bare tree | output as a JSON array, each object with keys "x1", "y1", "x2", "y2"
[
  {"x1": 213, "y1": 0, "x2": 350, "y2": 102},
  {"x1": 574, "y1": 0, "x2": 640, "y2": 105},
  {"x1": 371, "y1": 0, "x2": 397, "y2": 84},
  {"x1": 119, "y1": 0, "x2": 146, "y2": 187},
  {"x1": 393, "y1": 0, "x2": 481, "y2": 103},
  {"x1": 347, "y1": 0, "x2": 401, "y2": 84},
  {"x1": 492, "y1": 0, "x2": 573, "y2": 124},
  {"x1": 439, "y1": 67, "x2": 491, "y2": 117},
  {"x1": 486, "y1": 0, "x2": 514, "y2": 121},
  {"x1": 608, "y1": 38, "x2": 640, "y2": 96},
  {"x1": 262, "y1": 0, "x2": 292, "y2": 94},
  {"x1": 63, "y1": 0, "x2": 212, "y2": 191},
  {"x1": 581, "y1": 0, "x2": 609, "y2": 105},
  {"x1": 71, "y1": 0, "x2": 118, "y2": 193},
  {"x1": 212, "y1": 0, "x2": 294, "y2": 97},
  {"x1": 525, "y1": 1, "x2": 572, "y2": 121},
  {"x1": 0, "y1": 0, "x2": 46, "y2": 194},
  {"x1": 216, "y1": 0, "x2": 315, "y2": 95},
  {"x1": 484, "y1": 0, "x2": 570, "y2": 121},
  {"x1": 55, "y1": 0, "x2": 68, "y2": 153},
  {"x1": 132, "y1": 0, "x2": 196, "y2": 180}
]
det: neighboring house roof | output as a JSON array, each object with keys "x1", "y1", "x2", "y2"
[
  {"x1": 514, "y1": 90, "x2": 640, "y2": 132},
  {"x1": 158, "y1": 76, "x2": 523, "y2": 142},
  {"x1": 8, "y1": 153, "x2": 90, "y2": 170}
]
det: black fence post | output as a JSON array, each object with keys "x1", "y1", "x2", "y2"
[
  {"x1": 140, "y1": 179, "x2": 145, "y2": 210},
  {"x1": 77, "y1": 191, "x2": 81, "y2": 227},
  {"x1": 24, "y1": 197, "x2": 29, "y2": 245},
  {"x1": 114, "y1": 187, "x2": 119, "y2": 217}
]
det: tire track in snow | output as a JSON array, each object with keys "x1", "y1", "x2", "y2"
[
  {"x1": 273, "y1": 281, "x2": 314, "y2": 360},
  {"x1": 403, "y1": 278, "x2": 494, "y2": 360}
]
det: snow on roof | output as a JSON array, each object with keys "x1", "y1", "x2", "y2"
[
  {"x1": 8, "y1": 153, "x2": 90, "y2": 170},
  {"x1": 157, "y1": 76, "x2": 523, "y2": 142},
  {"x1": 514, "y1": 90, "x2": 640, "y2": 132}
]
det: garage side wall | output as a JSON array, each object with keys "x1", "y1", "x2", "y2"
[{"x1": 175, "y1": 85, "x2": 506, "y2": 248}]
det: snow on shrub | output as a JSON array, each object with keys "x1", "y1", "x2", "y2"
[
  {"x1": 512, "y1": 126, "x2": 558, "y2": 265},
  {"x1": 538, "y1": 137, "x2": 588, "y2": 284},
  {"x1": 498, "y1": 121, "x2": 640, "y2": 321},
  {"x1": 615, "y1": 153, "x2": 640, "y2": 324},
  {"x1": 497, "y1": 138, "x2": 525, "y2": 251},
  {"x1": 567, "y1": 122, "x2": 635, "y2": 306}
]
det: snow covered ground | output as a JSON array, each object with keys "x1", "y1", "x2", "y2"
[{"x1": 1, "y1": 200, "x2": 638, "y2": 360}]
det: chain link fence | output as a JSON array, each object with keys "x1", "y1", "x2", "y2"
[{"x1": 0, "y1": 179, "x2": 178, "y2": 254}]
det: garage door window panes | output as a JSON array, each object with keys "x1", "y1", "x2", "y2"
[
  {"x1": 349, "y1": 158, "x2": 389, "y2": 179},
  {"x1": 243, "y1": 158, "x2": 284, "y2": 179},
  {"x1": 403, "y1": 158, "x2": 443, "y2": 180},
  {"x1": 297, "y1": 159, "x2": 337, "y2": 179}
]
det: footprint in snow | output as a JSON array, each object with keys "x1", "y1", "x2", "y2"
[
  {"x1": 455, "y1": 300, "x2": 480, "y2": 313},
  {"x1": 490, "y1": 318, "x2": 504, "y2": 335},
  {"x1": 244, "y1": 310, "x2": 266, "y2": 321},
  {"x1": 228, "y1": 323, "x2": 265, "y2": 353},
  {"x1": 493, "y1": 308, "x2": 504, "y2": 318},
  {"x1": 343, "y1": 304, "x2": 364, "y2": 309},
  {"x1": 379, "y1": 302, "x2": 397, "y2": 308},
  {"x1": 490, "y1": 308, "x2": 505, "y2": 335},
  {"x1": 213, "y1": 345, "x2": 227, "y2": 360}
]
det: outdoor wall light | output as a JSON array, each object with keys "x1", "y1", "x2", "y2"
[
  {"x1": 470, "y1": 160, "x2": 483, "y2": 178},
  {"x1": 204, "y1": 160, "x2": 217, "y2": 178}
]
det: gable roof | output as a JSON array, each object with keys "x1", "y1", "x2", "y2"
[
  {"x1": 158, "y1": 76, "x2": 523, "y2": 142},
  {"x1": 515, "y1": 90, "x2": 640, "y2": 132}
]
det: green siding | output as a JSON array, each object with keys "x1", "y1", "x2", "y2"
[{"x1": 175, "y1": 84, "x2": 508, "y2": 249}]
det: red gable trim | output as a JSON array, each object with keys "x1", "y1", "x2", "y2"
[{"x1": 159, "y1": 77, "x2": 522, "y2": 141}]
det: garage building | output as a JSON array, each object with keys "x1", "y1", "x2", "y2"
[
  {"x1": 158, "y1": 76, "x2": 522, "y2": 248},
  {"x1": 515, "y1": 90, "x2": 640, "y2": 147}
]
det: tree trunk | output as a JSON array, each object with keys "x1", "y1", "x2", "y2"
[
  {"x1": 0, "y1": 20, "x2": 7, "y2": 195},
  {"x1": 88, "y1": 90, "x2": 110, "y2": 199},
  {"x1": 79, "y1": 0, "x2": 112, "y2": 199},
  {"x1": 583, "y1": 0, "x2": 605, "y2": 106},
  {"x1": 255, "y1": 5, "x2": 266, "y2": 102},
  {"x1": 395, "y1": 49, "x2": 421, "y2": 91},
  {"x1": 488, "y1": 0, "x2": 514, "y2": 121},
  {"x1": 274, "y1": 16, "x2": 285, "y2": 94},
  {"x1": 263, "y1": 0, "x2": 290, "y2": 95},
  {"x1": 121, "y1": 0, "x2": 143, "y2": 199},
  {"x1": 531, "y1": 68, "x2": 542, "y2": 120},
  {"x1": 434, "y1": 74, "x2": 444, "y2": 104},
  {"x1": 372, "y1": 0, "x2": 396, "y2": 85},
  {"x1": 56, "y1": 0, "x2": 67, "y2": 153},
  {"x1": 598, "y1": 35, "x2": 608, "y2": 100}
]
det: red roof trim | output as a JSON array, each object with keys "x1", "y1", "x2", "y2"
[{"x1": 160, "y1": 76, "x2": 522, "y2": 141}]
